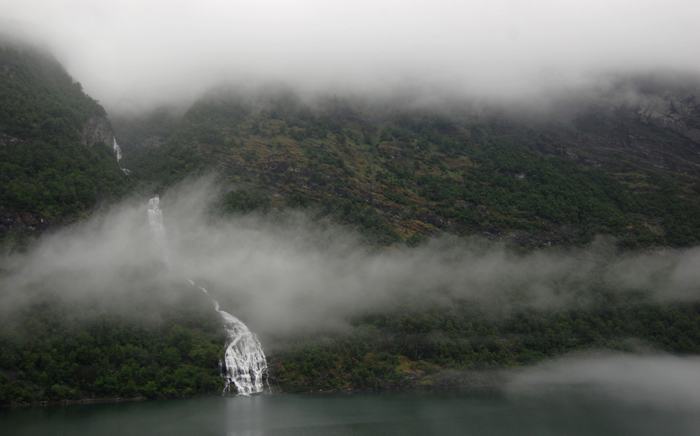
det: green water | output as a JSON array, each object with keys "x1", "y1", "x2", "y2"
[{"x1": 1, "y1": 391, "x2": 698, "y2": 436}]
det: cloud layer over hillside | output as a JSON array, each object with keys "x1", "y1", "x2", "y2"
[
  {"x1": 2, "y1": 180, "x2": 700, "y2": 338},
  {"x1": 2, "y1": 0, "x2": 699, "y2": 111}
]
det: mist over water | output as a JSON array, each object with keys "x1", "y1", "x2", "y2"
[
  {"x1": 2, "y1": 179, "x2": 700, "y2": 339},
  {"x1": 505, "y1": 352, "x2": 700, "y2": 427}
]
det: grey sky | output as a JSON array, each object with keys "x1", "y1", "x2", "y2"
[{"x1": 2, "y1": 0, "x2": 699, "y2": 111}]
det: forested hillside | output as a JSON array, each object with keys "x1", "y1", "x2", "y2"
[
  {"x1": 269, "y1": 301, "x2": 700, "y2": 392},
  {"x1": 0, "y1": 283, "x2": 224, "y2": 406},
  {"x1": 109, "y1": 87, "x2": 700, "y2": 397},
  {"x1": 115, "y1": 84, "x2": 700, "y2": 248},
  {"x1": 3, "y1": 43, "x2": 700, "y2": 406},
  {"x1": 0, "y1": 43, "x2": 220, "y2": 406},
  {"x1": 0, "y1": 43, "x2": 128, "y2": 245}
]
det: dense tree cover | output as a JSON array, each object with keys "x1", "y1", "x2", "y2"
[
  {"x1": 268, "y1": 301, "x2": 700, "y2": 392},
  {"x1": 0, "y1": 46, "x2": 103, "y2": 142},
  {"x1": 0, "y1": 44, "x2": 128, "y2": 243},
  {"x1": 4, "y1": 283, "x2": 700, "y2": 403},
  {"x1": 3, "y1": 47, "x2": 700, "y2": 404},
  {"x1": 0, "y1": 287, "x2": 225, "y2": 406},
  {"x1": 0, "y1": 137, "x2": 127, "y2": 220},
  {"x1": 116, "y1": 91, "x2": 700, "y2": 248}
]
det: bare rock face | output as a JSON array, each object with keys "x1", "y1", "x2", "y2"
[
  {"x1": 0, "y1": 133, "x2": 21, "y2": 147},
  {"x1": 637, "y1": 95, "x2": 700, "y2": 143},
  {"x1": 81, "y1": 115, "x2": 114, "y2": 147}
]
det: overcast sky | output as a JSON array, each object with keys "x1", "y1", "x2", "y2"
[{"x1": 2, "y1": 0, "x2": 699, "y2": 111}]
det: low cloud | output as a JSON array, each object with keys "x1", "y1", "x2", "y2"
[
  {"x1": 2, "y1": 179, "x2": 700, "y2": 338},
  {"x1": 1, "y1": 0, "x2": 699, "y2": 113},
  {"x1": 507, "y1": 352, "x2": 700, "y2": 412}
]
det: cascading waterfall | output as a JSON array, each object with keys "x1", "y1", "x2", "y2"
[
  {"x1": 147, "y1": 196, "x2": 268, "y2": 395},
  {"x1": 112, "y1": 137, "x2": 131, "y2": 175},
  {"x1": 188, "y1": 280, "x2": 268, "y2": 395},
  {"x1": 113, "y1": 137, "x2": 123, "y2": 162},
  {"x1": 147, "y1": 196, "x2": 168, "y2": 265}
]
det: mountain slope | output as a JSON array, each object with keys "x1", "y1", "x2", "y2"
[
  {"x1": 2, "y1": 45, "x2": 700, "y2": 402},
  {"x1": 0, "y1": 43, "x2": 128, "y2": 244},
  {"x1": 116, "y1": 84, "x2": 700, "y2": 247}
]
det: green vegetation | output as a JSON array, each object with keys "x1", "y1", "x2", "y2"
[
  {"x1": 117, "y1": 92, "x2": 700, "y2": 248},
  {"x1": 0, "y1": 288, "x2": 225, "y2": 406},
  {"x1": 0, "y1": 46, "x2": 103, "y2": 142},
  {"x1": 269, "y1": 301, "x2": 700, "y2": 392},
  {"x1": 3, "y1": 46, "x2": 700, "y2": 403},
  {"x1": 0, "y1": 44, "x2": 128, "y2": 242},
  {"x1": 0, "y1": 137, "x2": 127, "y2": 220}
]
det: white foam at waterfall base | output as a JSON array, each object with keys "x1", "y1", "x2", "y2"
[
  {"x1": 198, "y1": 285, "x2": 268, "y2": 395},
  {"x1": 147, "y1": 196, "x2": 268, "y2": 395}
]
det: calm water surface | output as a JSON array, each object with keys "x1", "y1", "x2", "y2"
[{"x1": 1, "y1": 391, "x2": 698, "y2": 436}]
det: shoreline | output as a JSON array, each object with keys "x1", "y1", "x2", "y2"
[
  {"x1": 1, "y1": 372, "x2": 506, "y2": 409},
  {"x1": 2, "y1": 396, "x2": 147, "y2": 410}
]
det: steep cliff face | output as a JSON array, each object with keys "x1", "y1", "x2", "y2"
[
  {"x1": 0, "y1": 42, "x2": 127, "y2": 245},
  {"x1": 81, "y1": 115, "x2": 114, "y2": 147}
]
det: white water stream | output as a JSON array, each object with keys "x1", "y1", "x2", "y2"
[
  {"x1": 147, "y1": 196, "x2": 267, "y2": 395},
  {"x1": 113, "y1": 137, "x2": 131, "y2": 175}
]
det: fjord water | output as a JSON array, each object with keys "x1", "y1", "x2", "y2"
[{"x1": 2, "y1": 391, "x2": 699, "y2": 436}]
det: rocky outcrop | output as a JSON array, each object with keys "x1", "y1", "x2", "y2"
[
  {"x1": 0, "y1": 133, "x2": 20, "y2": 147},
  {"x1": 637, "y1": 95, "x2": 700, "y2": 143},
  {"x1": 0, "y1": 210, "x2": 44, "y2": 233},
  {"x1": 81, "y1": 115, "x2": 113, "y2": 147}
]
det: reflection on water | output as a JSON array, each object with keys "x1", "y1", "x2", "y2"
[{"x1": 1, "y1": 390, "x2": 699, "y2": 436}]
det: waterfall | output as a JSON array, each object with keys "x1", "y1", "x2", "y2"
[
  {"x1": 112, "y1": 137, "x2": 131, "y2": 175},
  {"x1": 113, "y1": 137, "x2": 123, "y2": 162},
  {"x1": 147, "y1": 196, "x2": 168, "y2": 266},
  {"x1": 147, "y1": 196, "x2": 268, "y2": 396},
  {"x1": 191, "y1": 281, "x2": 268, "y2": 395}
]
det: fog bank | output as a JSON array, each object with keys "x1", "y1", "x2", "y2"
[
  {"x1": 1, "y1": 0, "x2": 699, "y2": 112},
  {"x1": 508, "y1": 352, "x2": 700, "y2": 411},
  {"x1": 1, "y1": 180, "x2": 700, "y2": 337}
]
